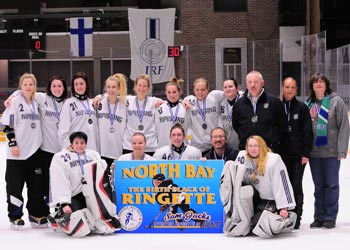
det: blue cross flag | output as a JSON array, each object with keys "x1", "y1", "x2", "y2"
[{"x1": 70, "y1": 17, "x2": 93, "y2": 57}]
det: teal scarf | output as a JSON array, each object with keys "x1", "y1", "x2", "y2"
[{"x1": 306, "y1": 96, "x2": 330, "y2": 146}]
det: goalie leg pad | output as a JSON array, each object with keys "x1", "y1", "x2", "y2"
[
  {"x1": 56, "y1": 208, "x2": 95, "y2": 238},
  {"x1": 252, "y1": 210, "x2": 297, "y2": 238},
  {"x1": 82, "y1": 160, "x2": 120, "y2": 232}
]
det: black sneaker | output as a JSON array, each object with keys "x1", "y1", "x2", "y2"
[
  {"x1": 294, "y1": 218, "x2": 301, "y2": 230},
  {"x1": 29, "y1": 215, "x2": 49, "y2": 229},
  {"x1": 310, "y1": 219, "x2": 323, "y2": 228},
  {"x1": 10, "y1": 218, "x2": 25, "y2": 230},
  {"x1": 322, "y1": 220, "x2": 336, "y2": 229}
]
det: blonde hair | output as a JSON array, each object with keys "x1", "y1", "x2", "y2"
[
  {"x1": 108, "y1": 73, "x2": 127, "y2": 103},
  {"x1": 165, "y1": 76, "x2": 184, "y2": 94},
  {"x1": 245, "y1": 135, "x2": 271, "y2": 179},
  {"x1": 193, "y1": 77, "x2": 209, "y2": 89},
  {"x1": 133, "y1": 74, "x2": 152, "y2": 94},
  {"x1": 19, "y1": 73, "x2": 37, "y2": 99}
]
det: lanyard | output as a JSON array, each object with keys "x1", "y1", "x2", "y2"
[
  {"x1": 171, "y1": 146, "x2": 186, "y2": 160},
  {"x1": 52, "y1": 97, "x2": 64, "y2": 123},
  {"x1": 79, "y1": 99, "x2": 93, "y2": 117},
  {"x1": 107, "y1": 99, "x2": 119, "y2": 127},
  {"x1": 196, "y1": 98, "x2": 207, "y2": 122},
  {"x1": 76, "y1": 152, "x2": 88, "y2": 175},
  {"x1": 136, "y1": 97, "x2": 147, "y2": 123},
  {"x1": 22, "y1": 95, "x2": 37, "y2": 120},
  {"x1": 167, "y1": 102, "x2": 180, "y2": 123}
]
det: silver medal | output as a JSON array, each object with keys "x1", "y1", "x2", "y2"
[
  {"x1": 109, "y1": 127, "x2": 115, "y2": 133},
  {"x1": 31, "y1": 123, "x2": 36, "y2": 129}
]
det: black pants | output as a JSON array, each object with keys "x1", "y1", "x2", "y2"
[
  {"x1": 41, "y1": 150, "x2": 54, "y2": 205},
  {"x1": 283, "y1": 156, "x2": 305, "y2": 219},
  {"x1": 6, "y1": 149, "x2": 50, "y2": 220}
]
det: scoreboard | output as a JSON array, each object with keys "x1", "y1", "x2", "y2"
[{"x1": 0, "y1": 27, "x2": 46, "y2": 59}]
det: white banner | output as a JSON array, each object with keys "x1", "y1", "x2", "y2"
[
  {"x1": 128, "y1": 8, "x2": 176, "y2": 83},
  {"x1": 70, "y1": 17, "x2": 93, "y2": 57}
]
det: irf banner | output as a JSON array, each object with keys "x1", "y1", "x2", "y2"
[
  {"x1": 128, "y1": 8, "x2": 176, "y2": 83},
  {"x1": 114, "y1": 160, "x2": 224, "y2": 233}
]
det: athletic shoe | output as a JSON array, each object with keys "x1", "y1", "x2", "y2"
[
  {"x1": 310, "y1": 219, "x2": 323, "y2": 228},
  {"x1": 10, "y1": 218, "x2": 25, "y2": 230},
  {"x1": 294, "y1": 218, "x2": 301, "y2": 229},
  {"x1": 322, "y1": 220, "x2": 336, "y2": 229},
  {"x1": 29, "y1": 215, "x2": 49, "y2": 229}
]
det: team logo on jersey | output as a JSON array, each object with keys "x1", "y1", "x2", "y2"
[
  {"x1": 118, "y1": 206, "x2": 143, "y2": 231},
  {"x1": 157, "y1": 107, "x2": 163, "y2": 114}
]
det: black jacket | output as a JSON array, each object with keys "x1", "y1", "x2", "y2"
[
  {"x1": 204, "y1": 143, "x2": 239, "y2": 162},
  {"x1": 232, "y1": 90, "x2": 287, "y2": 153},
  {"x1": 280, "y1": 96, "x2": 313, "y2": 159}
]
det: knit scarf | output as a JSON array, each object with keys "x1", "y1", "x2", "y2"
[{"x1": 306, "y1": 96, "x2": 330, "y2": 146}]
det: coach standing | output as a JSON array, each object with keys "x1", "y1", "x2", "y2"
[{"x1": 232, "y1": 70, "x2": 287, "y2": 153}]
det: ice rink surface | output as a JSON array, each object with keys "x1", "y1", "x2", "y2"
[{"x1": 0, "y1": 141, "x2": 349, "y2": 250}]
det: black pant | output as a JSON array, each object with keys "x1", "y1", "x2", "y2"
[
  {"x1": 41, "y1": 150, "x2": 54, "y2": 205},
  {"x1": 6, "y1": 149, "x2": 50, "y2": 220},
  {"x1": 283, "y1": 156, "x2": 305, "y2": 219}
]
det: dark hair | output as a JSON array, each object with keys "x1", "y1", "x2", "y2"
[
  {"x1": 210, "y1": 127, "x2": 226, "y2": 139},
  {"x1": 46, "y1": 75, "x2": 68, "y2": 99},
  {"x1": 153, "y1": 173, "x2": 165, "y2": 181},
  {"x1": 71, "y1": 72, "x2": 90, "y2": 97},
  {"x1": 308, "y1": 73, "x2": 332, "y2": 102},
  {"x1": 69, "y1": 131, "x2": 88, "y2": 144},
  {"x1": 170, "y1": 123, "x2": 185, "y2": 136},
  {"x1": 224, "y1": 77, "x2": 238, "y2": 88}
]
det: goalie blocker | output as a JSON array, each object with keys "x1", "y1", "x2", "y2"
[{"x1": 52, "y1": 160, "x2": 121, "y2": 237}]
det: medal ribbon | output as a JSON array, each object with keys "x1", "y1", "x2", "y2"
[
  {"x1": 136, "y1": 97, "x2": 147, "y2": 124},
  {"x1": 107, "y1": 99, "x2": 119, "y2": 127},
  {"x1": 52, "y1": 97, "x2": 64, "y2": 124},
  {"x1": 167, "y1": 102, "x2": 180, "y2": 123},
  {"x1": 171, "y1": 145, "x2": 186, "y2": 160},
  {"x1": 76, "y1": 152, "x2": 88, "y2": 176},
  {"x1": 196, "y1": 98, "x2": 207, "y2": 122},
  {"x1": 22, "y1": 95, "x2": 37, "y2": 121},
  {"x1": 79, "y1": 99, "x2": 93, "y2": 117}
]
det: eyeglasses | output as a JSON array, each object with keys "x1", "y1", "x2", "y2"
[{"x1": 212, "y1": 135, "x2": 225, "y2": 139}]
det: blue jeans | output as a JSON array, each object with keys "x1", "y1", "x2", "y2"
[{"x1": 309, "y1": 157, "x2": 340, "y2": 221}]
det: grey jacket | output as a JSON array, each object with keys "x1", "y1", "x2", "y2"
[{"x1": 310, "y1": 93, "x2": 349, "y2": 158}]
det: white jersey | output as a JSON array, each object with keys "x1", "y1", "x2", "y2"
[
  {"x1": 117, "y1": 153, "x2": 155, "y2": 161},
  {"x1": 35, "y1": 92, "x2": 65, "y2": 153},
  {"x1": 153, "y1": 145, "x2": 202, "y2": 160},
  {"x1": 184, "y1": 90, "x2": 224, "y2": 152},
  {"x1": 1, "y1": 95, "x2": 42, "y2": 160},
  {"x1": 236, "y1": 150, "x2": 295, "y2": 210},
  {"x1": 97, "y1": 96, "x2": 127, "y2": 159},
  {"x1": 58, "y1": 97, "x2": 100, "y2": 152},
  {"x1": 218, "y1": 97, "x2": 240, "y2": 150},
  {"x1": 50, "y1": 148, "x2": 102, "y2": 205},
  {"x1": 155, "y1": 102, "x2": 190, "y2": 147},
  {"x1": 123, "y1": 95, "x2": 159, "y2": 152}
]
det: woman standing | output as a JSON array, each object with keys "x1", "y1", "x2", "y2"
[
  {"x1": 155, "y1": 77, "x2": 190, "y2": 147},
  {"x1": 1, "y1": 73, "x2": 49, "y2": 229},
  {"x1": 122, "y1": 74, "x2": 161, "y2": 156},
  {"x1": 306, "y1": 73, "x2": 349, "y2": 229},
  {"x1": 219, "y1": 78, "x2": 241, "y2": 150},
  {"x1": 97, "y1": 74, "x2": 127, "y2": 167},
  {"x1": 58, "y1": 72, "x2": 100, "y2": 152},
  {"x1": 184, "y1": 77, "x2": 224, "y2": 155}
]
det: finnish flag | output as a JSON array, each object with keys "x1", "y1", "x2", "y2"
[{"x1": 70, "y1": 17, "x2": 93, "y2": 57}]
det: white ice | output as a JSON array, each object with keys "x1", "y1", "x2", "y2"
[{"x1": 0, "y1": 141, "x2": 349, "y2": 250}]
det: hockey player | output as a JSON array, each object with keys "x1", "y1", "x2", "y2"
[
  {"x1": 97, "y1": 74, "x2": 127, "y2": 166},
  {"x1": 49, "y1": 131, "x2": 121, "y2": 237},
  {"x1": 122, "y1": 74, "x2": 163, "y2": 156},
  {"x1": 153, "y1": 123, "x2": 201, "y2": 160},
  {"x1": 220, "y1": 135, "x2": 296, "y2": 238},
  {"x1": 58, "y1": 72, "x2": 100, "y2": 152},
  {"x1": 155, "y1": 77, "x2": 190, "y2": 147},
  {"x1": 118, "y1": 132, "x2": 154, "y2": 161},
  {"x1": 1, "y1": 73, "x2": 49, "y2": 230},
  {"x1": 184, "y1": 77, "x2": 225, "y2": 155}
]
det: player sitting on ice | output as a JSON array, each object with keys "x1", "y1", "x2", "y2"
[
  {"x1": 220, "y1": 135, "x2": 297, "y2": 238},
  {"x1": 48, "y1": 131, "x2": 121, "y2": 237}
]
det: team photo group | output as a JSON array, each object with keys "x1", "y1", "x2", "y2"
[{"x1": 0, "y1": 69, "x2": 349, "y2": 238}]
